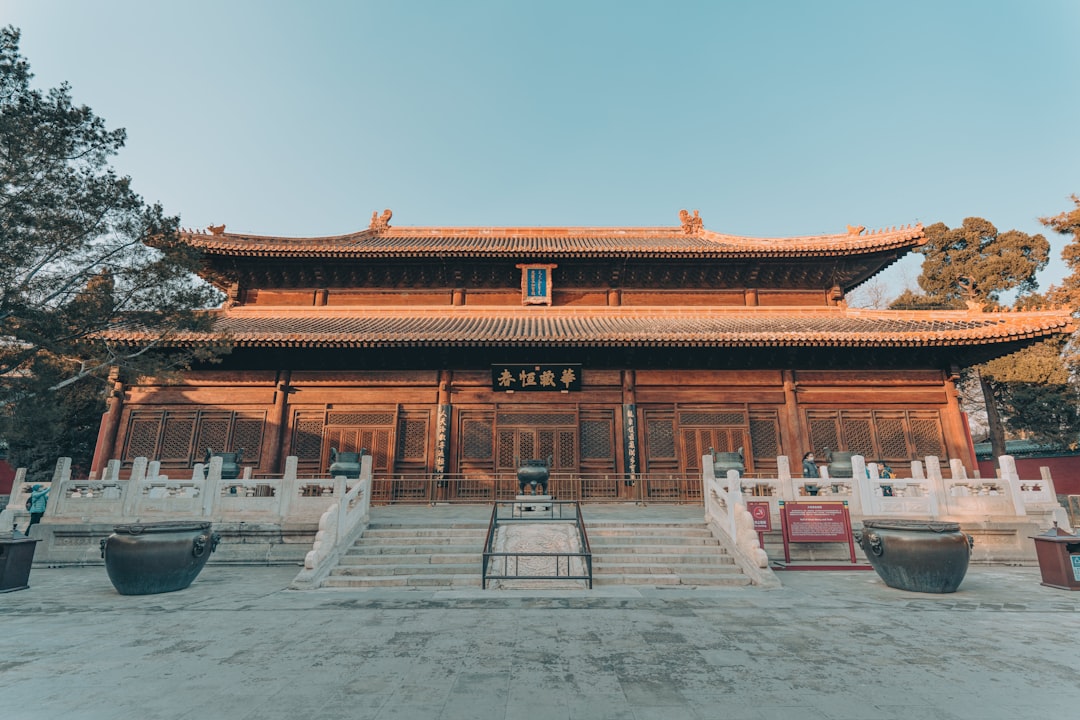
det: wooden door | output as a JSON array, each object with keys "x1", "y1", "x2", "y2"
[
  {"x1": 322, "y1": 425, "x2": 392, "y2": 474},
  {"x1": 681, "y1": 428, "x2": 747, "y2": 473}
]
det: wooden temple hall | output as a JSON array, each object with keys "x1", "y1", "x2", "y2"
[{"x1": 93, "y1": 210, "x2": 1073, "y2": 500}]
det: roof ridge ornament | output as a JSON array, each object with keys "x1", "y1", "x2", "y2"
[
  {"x1": 957, "y1": 276, "x2": 984, "y2": 312},
  {"x1": 847, "y1": 225, "x2": 866, "y2": 236},
  {"x1": 206, "y1": 224, "x2": 226, "y2": 236},
  {"x1": 369, "y1": 208, "x2": 393, "y2": 231},
  {"x1": 679, "y1": 209, "x2": 704, "y2": 235}
]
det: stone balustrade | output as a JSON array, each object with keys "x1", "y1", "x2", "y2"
[{"x1": 0, "y1": 455, "x2": 372, "y2": 566}]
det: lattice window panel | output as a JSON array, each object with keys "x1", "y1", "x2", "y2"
[
  {"x1": 841, "y1": 416, "x2": 875, "y2": 458},
  {"x1": 195, "y1": 415, "x2": 231, "y2": 456},
  {"x1": 679, "y1": 412, "x2": 745, "y2": 426},
  {"x1": 683, "y1": 431, "x2": 700, "y2": 468},
  {"x1": 647, "y1": 418, "x2": 676, "y2": 459},
  {"x1": 292, "y1": 418, "x2": 324, "y2": 460},
  {"x1": 910, "y1": 416, "x2": 945, "y2": 458},
  {"x1": 397, "y1": 418, "x2": 427, "y2": 461},
  {"x1": 232, "y1": 417, "x2": 265, "y2": 458},
  {"x1": 361, "y1": 428, "x2": 391, "y2": 472},
  {"x1": 496, "y1": 412, "x2": 575, "y2": 426},
  {"x1": 497, "y1": 429, "x2": 515, "y2": 467},
  {"x1": 558, "y1": 430, "x2": 576, "y2": 468},
  {"x1": 807, "y1": 415, "x2": 840, "y2": 456},
  {"x1": 581, "y1": 420, "x2": 612, "y2": 459},
  {"x1": 327, "y1": 412, "x2": 394, "y2": 426},
  {"x1": 124, "y1": 414, "x2": 162, "y2": 460},
  {"x1": 537, "y1": 430, "x2": 554, "y2": 462},
  {"x1": 159, "y1": 413, "x2": 195, "y2": 461},
  {"x1": 875, "y1": 416, "x2": 909, "y2": 459},
  {"x1": 519, "y1": 432, "x2": 536, "y2": 461},
  {"x1": 462, "y1": 419, "x2": 492, "y2": 459},
  {"x1": 749, "y1": 415, "x2": 779, "y2": 459}
]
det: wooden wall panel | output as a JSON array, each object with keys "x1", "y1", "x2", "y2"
[
  {"x1": 465, "y1": 290, "x2": 521, "y2": 305},
  {"x1": 796, "y1": 389, "x2": 947, "y2": 405},
  {"x1": 246, "y1": 289, "x2": 316, "y2": 306},
  {"x1": 621, "y1": 290, "x2": 746, "y2": 306},
  {"x1": 289, "y1": 371, "x2": 439, "y2": 385},
  {"x1": 553, "y1": 290, "x2": 610, "y2": 306},
  {"x1": 634, "y1": 388, "x2": 786, "y2": 404},
  {"x1": 795, "y1": 369, "x2": 944, "y2": 386},
  {"x1": 125, "y1": 387, "x2": 276, "y2": 405},
  {"x1": 328, "y1": 290, "x2": 452, "y2": 306},
  {"x1": 293, "y1": 388, "x2": 438, "y2": 404},
  {"x1": 757, "y1": 290, "x2": 828, "y2": 306},
  {"x1": 636, "y1": 370, "x2": 784, "y2": 386}
]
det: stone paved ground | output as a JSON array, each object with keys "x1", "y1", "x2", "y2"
[{"x1": 1, "y1": 563, "x2": 1078, "y2": 720}]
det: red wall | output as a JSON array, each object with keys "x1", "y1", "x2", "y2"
[
  {"x1": 0, "y1": 459, "x2": 13, "y2": 495},
  {"x1": 977, "y1": 455, "x2": 1080, "y2": 495}
]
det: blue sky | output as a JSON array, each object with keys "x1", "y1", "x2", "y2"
[{"x1": 5, "y1": 0, "x2": 1079, "y2": 299}]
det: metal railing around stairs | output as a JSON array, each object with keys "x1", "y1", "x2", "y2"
[{"x1": 481, "y1": 500, "x2": 593, "y2": 589}]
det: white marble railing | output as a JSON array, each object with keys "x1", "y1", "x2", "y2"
[
  {"x1": 291, "y1": 454, "x2": 374, "y2": 588},
  {"x1": 702, "y1": 457, "x2": 774, "y2": 586},
  {"x1": 700, "y1": 453, "x2": 1071, "y2": 532},
  {"x1": 0, "y1": 455, "x2": 366, "y2": 531}
]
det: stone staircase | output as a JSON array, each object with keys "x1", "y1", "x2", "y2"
[
  {"x1": 322, "y1": 513, "x2": 752, "y2": 589},
  {"x1": 323, "y1": 521, "x2": 488, "y2": 589},
  {"x1": 588, "y1": 521, "x2": 751, "y2": 587}
]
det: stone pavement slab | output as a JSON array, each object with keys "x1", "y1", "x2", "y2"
[{"x1": 1, "y1": 565, "x2": 1078, "y2": 720}]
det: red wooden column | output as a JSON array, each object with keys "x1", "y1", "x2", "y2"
[
  {"x1": 90, "y1": 372, "x2": 124, "y2": 476},
  {"x1": 265, "y1": 370, "x2": 292, "y2": 474}
]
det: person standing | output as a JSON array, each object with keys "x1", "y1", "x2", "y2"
[
  {"x1": 24, "y1": 484, "x2": 49, "y2": 535},
  {"x1": 802, "y1": 452, "x2": 819, "y2": 478}
]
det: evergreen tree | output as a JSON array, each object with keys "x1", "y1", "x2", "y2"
[
  {"x1": 894, "y1": 217, "x2": 1059, "y2": 459},
  {"x1": 0, "y1": 27, "x2": 225, "y2": 473}
]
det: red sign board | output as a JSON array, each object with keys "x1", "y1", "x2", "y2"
[
  {"x1": 778, "y1": 501, "x2": 858, "y2": 565},
  {"x1": 747, "y1": 501, "x2": 772, "y2": 532},
  {"x1": 784, "y1": 502, "x2": 849, "y2": 542}
]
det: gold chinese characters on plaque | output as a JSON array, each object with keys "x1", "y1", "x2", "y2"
[{"x1": 491, "y1": 364, "x2": 581, "y2": 392}]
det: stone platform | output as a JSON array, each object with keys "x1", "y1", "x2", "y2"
[{"x1": 1, "y1": 563, "x2": 1078, "y2": 719}]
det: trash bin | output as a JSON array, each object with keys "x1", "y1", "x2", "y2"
[
  {"x1": 0, "y1": 535, "x2": 40, "y2": 593},
  {"x1": 1031, "y1": 523, "x2": 1080, "y2": 591}
]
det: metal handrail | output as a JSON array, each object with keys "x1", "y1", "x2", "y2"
[{"x1": 482, "y1": 500, "x2": 593, "y2": 589}]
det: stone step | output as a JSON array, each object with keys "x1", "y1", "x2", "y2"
[
  {"x1": 346, "y1": 542, "x2": 481, "y2": 554},
  {"x1": 331, "y1": 563, "x2": 479, "y2": 577},
  {"x1": 340, "y1": 552, "x2": 479, "y2": 565},
  {"x1": 593, "y1": 573, "x2": 751, "y2": 587},
  {"x1": 347, "y1": 535, "x2": 485, "y2": 547},
  {"x1": 363, "y1": 527, "x2": 487, "y2": 538},
  {"x1": 594, "y1": 562, "x2": 744, "y2": 575},
  {"x1": 589, "y1": 525, "x2": 715, "y2": 532},
  {"x1": 322, "y1": 574, "x2": 482, "y2": 589},
  {"x1": 595, "y1": 552, "x2": 735, "y2": 565},
  {"x1": 587, "y1": 538, "x2": 725, "y2": 549}
]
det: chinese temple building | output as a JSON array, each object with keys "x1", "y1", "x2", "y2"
[{"x1": 93, "y1": 210, "x2": 1074, "y2": 499}]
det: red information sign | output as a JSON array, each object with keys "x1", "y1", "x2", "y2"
[
  {"x1": 778, "y1": 501, "x2": 857, "y2": 565},
  {"x1": 784, "y1": 502, "x2": 849, "y2": 542},
  {"x1": 747, "y1": 501, "x2": 772, "y2": 532}
]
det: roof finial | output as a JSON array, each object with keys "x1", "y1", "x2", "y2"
[
  {"x1": 958, "y1": 276, "x2": 983, "y2": 311},
  {"x1": 369, "y1": 208, "x2": 393, "y2": 231},
  {"x1": 679, "y1": 209, "x2": 704, "y2": 234},
  {"x1": 206, "y1": 224, "x2": 225, "y2": 235},
  {"x1": 847, "y1": 225, "x2": 866, "y2": 236}
]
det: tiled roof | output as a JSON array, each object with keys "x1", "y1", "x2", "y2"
[
  {"x1": 101, "y1": 306, "x2": 1073, "y2": 349},
  {"x1": 183, "y1": 223, "x2": 925, "y2": 259}
]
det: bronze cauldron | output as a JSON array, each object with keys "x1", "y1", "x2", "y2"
[
  {"x1": 854, "y1": 519, "x2": 973, "y2": 593},
  {"x1": 100, "y1": 521, "x2": 220, "y2": 595}
]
